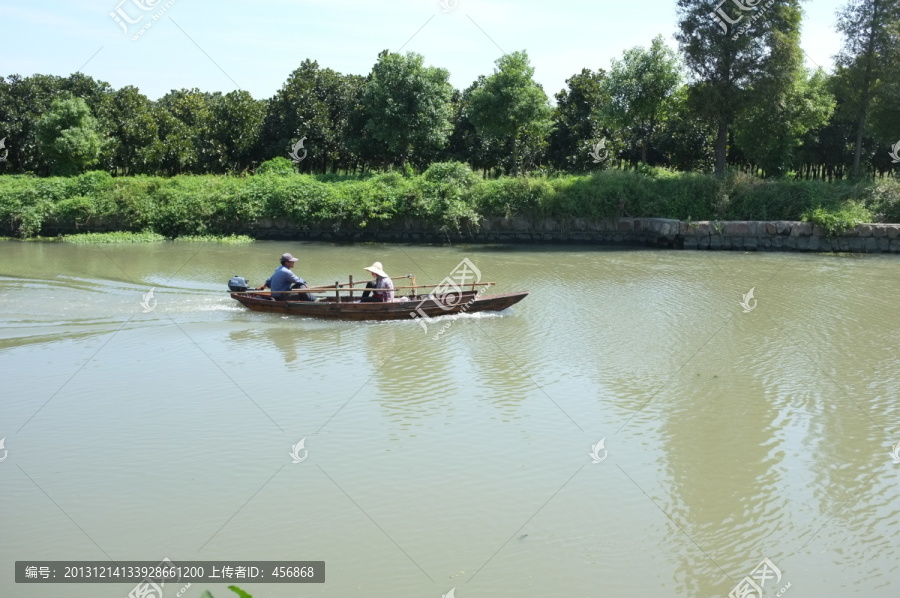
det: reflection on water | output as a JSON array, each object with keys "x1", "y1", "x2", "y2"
[{"x1": 1, "y1": 241, "x2": 899, "y2": 598}]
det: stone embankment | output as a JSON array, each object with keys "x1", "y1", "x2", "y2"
[{"x1": 250, "y1": 216, "x2": 900, "y2": 252}]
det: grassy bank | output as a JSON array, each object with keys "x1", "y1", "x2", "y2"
[
  {"x1": 0, "y1": 232, "x2": 254, "y2": 243},
  {"x1": 1, "y1": 162, "x2": 898, "y2": 239}
]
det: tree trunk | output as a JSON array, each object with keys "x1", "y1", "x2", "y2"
[
  {"x1": 642, "y1": 114, "x2": 655, "y2": 165},
  {"x1": 715, "y1": 117, "x2": 728, "y2": 176},
  {"x1": 512, "y1": 135, "x2": 519, "y2": 177},
  {"x1": 852, "y1": 0, "x2": 882, "y2": 179}
]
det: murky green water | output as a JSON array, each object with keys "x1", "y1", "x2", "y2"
[{"x1": 2, "y1": 240, "x2": 899, "y2": 598}]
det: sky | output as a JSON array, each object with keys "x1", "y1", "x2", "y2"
[{"x1": 0, "y1": 0, "x2": 847, "y2": 102}]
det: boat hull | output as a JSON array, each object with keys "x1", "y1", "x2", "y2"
[{"x1": 230, "y1": 290, "x2": 528, "y2": 321}]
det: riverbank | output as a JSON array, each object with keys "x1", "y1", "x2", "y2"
[
  {"x1": 218, "y1": 216, "x2": 900, "y2": 253},
  {"x1": 2, "y1": 166, "x2": 899, "y2": 242},
  {"x1": 8, "y1": 217, "x2": 900, "y2": 253}
]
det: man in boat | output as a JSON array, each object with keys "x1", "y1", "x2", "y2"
[
  {"x1": 359, "y1": 261, "x2": 395, "y2": 302},
  {"x1": 257, "y1": 253, "x2": 314, "y2": 301}
]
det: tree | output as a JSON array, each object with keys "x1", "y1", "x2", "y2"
[
  {"x1": 548, "y1": 68, "x2": 609, "y2": 172},
  {"x1": 262, "y1": 60, "x2": 361, "y2": 174},
  {"x1": 319, "y1": 71, "x2": 365, "y2": 173},
  {"x1": 445, "y1": 77, "x2": 531, "y2": 176},
  {"x1": 1, "y1": 74, "x2": 68, "y2": 174},
  {"x1": 468, "y1": 51, "x2": 553, "y2": 176},
  {"x1": 734, "y1": 68, "x2": 835, "y2": 177},
  {"x1": 654, "y1": 85, "x2": 717, "y2": 172},
  {"x1": 154, "y1": 88, "x2": 214, "y2": 174},
  {"x1": 676, "y1": 0, "x2": 805, "y2": 176},
  {"x1": 103, "y1": 85, "x2": 157, "y2": 175},
  {"x1": 146, "y1": 105, "x2": 195, "y2": 176},
  {"x1": 345, "y1": 73, "x2": 382, "y2": 174},
  {"x1": 35, "y1": 96, "x2": 102, "y2": 175},
  {"x1": 207, "y1": 90, "x2": 265, "y2": 173},
  {"x1": 735, "y1": 69, "x2": 834, "y2": 176},
  {"x1": 360, "y1": 51, "x2": 453, "y2": 169},
  {"x1": 836, "y1": 0, "x2": 900, "y2": 177},
  {"x1": 602, "y1": 36, "x2": 682, "y2": 164}
]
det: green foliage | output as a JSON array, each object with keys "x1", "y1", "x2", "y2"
[
  {"x1": 262, "y1": 59, "x2": 362, "y2": 174},
  {"x1": 868, "y1": 176, "x2": 900, "y2": 221},
  {"x1": 3, "y1": 31, "x2": 900, "y2": 181},
  {"x1": 802, "y1": 201, "x2": 874, "y2": 236},
  {"x1": 177, "y1": 234, "x2": 254, "y2": 243},
  {"x1": 468, "y1": 51, "x2": 553, "y2": 176},
  {"x1": 548, "y1": 68, "x2": 609, "y2": 172},
  {"x1": 60, "y1": 231, "x2": 255, "y2": 244},
  {"x1": 361, "y1": 51, "x2": 453, "y2": 167},
  {"x1": 474, "y1": 176, "x2": 550, "y2": 218},
  {"x1": 676, "y1": 0, "x2": 806, "y2": 175},
  {"x1": 256, "y1": 157, "x2": 296, "y2": 176},
  {"x1": 61, "y1": 231, "x2": 166, "y2": 243},
  {"x1": 1, "y1": 171, "x2": 898, "y2": 239},
  {"x1": 735, "y1": 66, "x2": 836, "y2": 177},
  {"x1": 601, "y1": 35, "x2": 683, "y2": 163},
  {"x1": 415, "y1": 161, "x2": 481, "y2": 229},
  {"x1": 836, "y1": 0, "x2": 900, "y2": 177},
  {"x1": 35, "y1": 97, "x2": 103, "y2": 176}
]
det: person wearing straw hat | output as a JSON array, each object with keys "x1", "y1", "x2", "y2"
[
  {"x1": 257, "y1": 253, "x2": 314, "y2": 301},
  {"x1": 360, "y1": 261, "x2": 395, "y2": 303}
]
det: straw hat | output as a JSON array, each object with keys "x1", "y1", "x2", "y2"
[{"x1": 364, "y1": 261, "x2": 388, "y2": 278}]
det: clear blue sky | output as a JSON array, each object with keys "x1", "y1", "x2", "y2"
[{"x1": 0, "y1": 0, "x2": 846, "y2": 102}]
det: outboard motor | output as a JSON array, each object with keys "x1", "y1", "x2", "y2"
[{"x1": 228, "y1": 275, "x2": 250, "y2": 292}]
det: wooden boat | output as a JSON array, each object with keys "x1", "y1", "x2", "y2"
[{"x1": 229, "y1": 279, "x2": 528, "y2": 321}]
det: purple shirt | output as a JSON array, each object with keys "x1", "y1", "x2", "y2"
[{"x1": 374, "y1": 276, "x2": 394, "y2": 301}]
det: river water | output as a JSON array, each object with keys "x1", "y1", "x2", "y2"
[{"x1": 1, "y1": 240, "x2": 899, "y2": 598}]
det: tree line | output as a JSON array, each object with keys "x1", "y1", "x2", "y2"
[{"x1": 1, "y1": 0, "x2": 897, "y2": 181}]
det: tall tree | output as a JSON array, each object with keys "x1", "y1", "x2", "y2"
[
  {"x1": 0, "y1": 74, "x2": 68, "y2": 174},
  {"x1": 443, "y1": 78, "x2": 504, "y2": 176},
  {"x1": 361, "y1": 51, "x2": 453, "y2": 169},
  {"x1": 468, "y1": 51, "x2": 553, "y2": 176},
  {"x1": 836, "y1": 0, "x2": 900, "y2": 177},
  {"x1": 155, "y1": 88, "x2": 213, "y2": 174},
  {"x1": 676, "y1": 0, "x2": 805, "y2": 175},
  {"x1": 35, "y1": 96, "x2": 102, "y2": 175},
  {"x1": 602, "y1": 35, "x2": 682, "y2": 164},
  {"x1": 734, "y1": 68, "x2": 835, "y2": 176},
  {"x1": 103, "y1": 85, "x2": 157, "y2": 175},
  {"x1": 656, "y1": 86, "x2": 717, "y2": 172},
  {"x1": 146, "y1": 106, "x2": 195, "y2": 176},
  {"x1": 262, "y1": 60, "x2": 360, "y2": 173},
  {"x1": 207, "y1": 90, "x2": 265, "y2": 173},
  {"x1": 548, "y1": 68, "x2": 609, "y2": 172}
]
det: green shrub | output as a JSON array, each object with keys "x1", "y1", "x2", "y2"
[
  {"x1": 1, "y1": 170, "x2": 898, "y2": 239},
  {"x1": 801, "y1": 201, "x2": 873, "y2": 236},
  {"x1": 868, "y1": 177, "x2": 900, "y2": 222},
  {"x1": 255, "y1": 157, "x2": 295, "y2": 176}
]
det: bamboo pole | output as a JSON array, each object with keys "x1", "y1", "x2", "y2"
[
  {"x1": 246, "y1": 282, "x2": 495, "y2": 295},
  {"x1": 342, "y1": 274, "x2": 413, "y2": 288}
]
